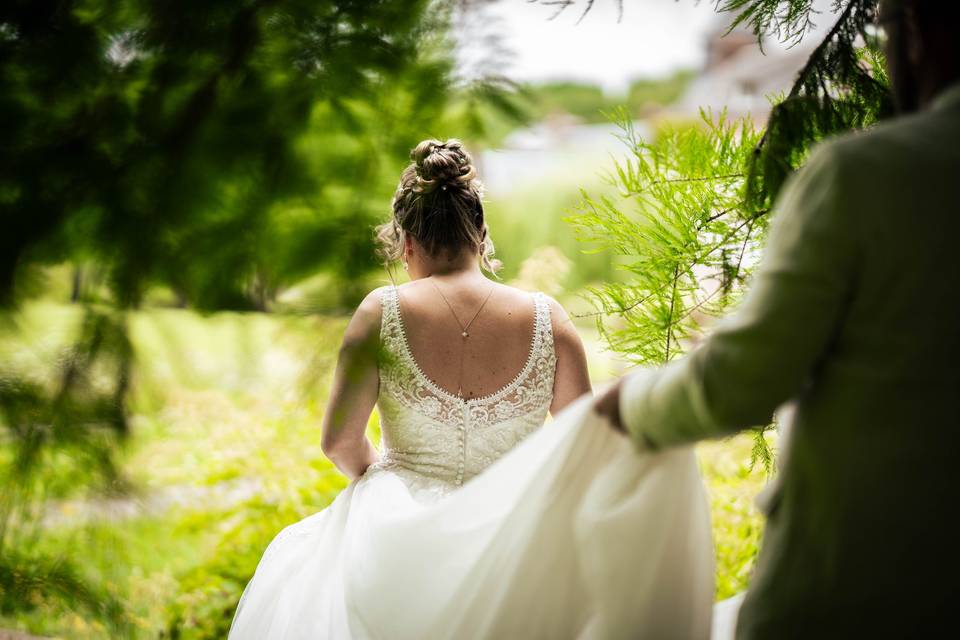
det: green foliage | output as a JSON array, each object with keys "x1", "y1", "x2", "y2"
[
  {"x1": 165, "y1": 472, "x2": 347, "y2": 640},
  {"x1": 513, "y1": 73, "x2": 695, "y2": 125},
  {"x1": 718, "y1": 1, "x2": 892, "y2": 209},
  {"x1": 484, "y1": 178, "x2": 623, "y2": 291},
  {"x1": 525, "y1": 81, "x2": 613, "y2": 122},
  {"x1": 0, "y1": 302, "x2": 348, "y2": 637},
  {"x1": 0, "y1": 547, "x2": 129, "y2": 635},
  {"x1": 0, "y1": 0, "x2": 534, "y2": 622},
  {"x1": 0, "y1": 304, "x2": 133, "y2": 629},
  {"x1": 442, "y1": 77, "x2": 535, "y2": 149},
  {"x1": 569, "y1": 107, "x2": 768, "y2": 365},
  {"x1": 568, "y1": 105, "x2": 781, "y2": 479},
  {"x1": 568, "y1": 0, "x2": 893, "y2": 485},
  {"x1": 0, "y1": 0, "x2": 465, "y2": 310},
  {"x1": 1, "y1": 308, "x2": 130, "y2": 488},
  {"x1": 718, "y1": 0, "x2": 823, "y2": 45},
  {"x1": 697, "y1": 433, "x2": 773, "y2": 599},
  {"x1": 625, "y1": 70, "x2": 696, "y2": 115},
  {"x1": 1, "y1": 0, "x2": 531, "y2": 312}
]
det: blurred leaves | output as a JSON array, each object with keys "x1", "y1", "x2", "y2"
[
  {"x1": 0, "y1": 305, "x2": 132, "y2": 629},
  {"x1": 719, "y1": 0, "x2": 892, "y2": 210},
  {"x1": 1, "y1": 0, "x2": 460, "y2": 310},
  {"x1": 164, "y1": 470, "x2": 347, "y2": 639},
  {"x1": 0, "y1": 0, "x2": 532, "y2": 629},
  {"x1": 569, "y1": 0, "x2": 892, "y2": 476},
  {"x1": 0, "y1": 546, "x2": 129, "y2": 633}
]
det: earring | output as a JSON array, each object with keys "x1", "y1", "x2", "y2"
[{"x1": 403, "y1": 259, "x2": 409, "y2": 271}]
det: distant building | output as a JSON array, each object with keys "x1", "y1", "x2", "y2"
[{"x1": 674, "y1": 20, "x2": 817, "y2": 123}]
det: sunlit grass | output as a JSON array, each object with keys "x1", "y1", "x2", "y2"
[
  {"x1": 698, "y1": 433, "x2": 772, "y2": 600},
  {"x1": 1, "y1": 297, "x2": 768, "y2": 637}
]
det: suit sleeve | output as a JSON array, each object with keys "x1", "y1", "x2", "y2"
[{"x1": 618, "y1": 141, "x2": 858, "y2": 449}]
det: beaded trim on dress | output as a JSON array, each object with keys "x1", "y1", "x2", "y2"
[
  {"x1": 379, "y1": 284, "x2": 555, "y2": 426},
  {"x1": 255, "y1": 286, "x2": 557, "y2": 564},
  {"x1": 372, "y1": 284, "x2": 556, "y2": 489}
]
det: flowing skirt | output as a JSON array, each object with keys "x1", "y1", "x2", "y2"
[{"x1": 228, "y1": 395, "x2": 715, "y2": 639}]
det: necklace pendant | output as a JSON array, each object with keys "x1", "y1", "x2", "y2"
[{"x1": 461, "y1": 331, "x2": 469, "y2": 338}]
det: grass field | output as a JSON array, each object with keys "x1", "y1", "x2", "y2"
[{"x1": 1, "y1": 299, "x2": 770, "y2": 638}]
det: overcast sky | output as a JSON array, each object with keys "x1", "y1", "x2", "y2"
[{"x1": 454, "y1": 0, "x2": 840, "y2": 96}]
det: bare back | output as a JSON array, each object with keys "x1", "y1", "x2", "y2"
[{"x1": 395, "y1": 277, "x2": 539, "y2": 400}]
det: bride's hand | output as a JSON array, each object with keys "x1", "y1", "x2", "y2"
[{"x1": 594, "y1": 379, "x2": 626, "y2": 433}]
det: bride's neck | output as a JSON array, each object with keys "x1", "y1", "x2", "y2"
[{"x1": 411, "y1": 250, "x2": 483, "y2": 280}]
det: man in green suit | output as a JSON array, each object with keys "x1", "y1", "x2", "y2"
[{"x1": 595, "y1": 0, "x2": 960, "y2": 636}]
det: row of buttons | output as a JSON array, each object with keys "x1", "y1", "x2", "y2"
[{"x1": 456, "y1": 406, "x2": 469, "y2": 485}]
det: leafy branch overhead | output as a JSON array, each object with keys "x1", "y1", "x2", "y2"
[
  {"x1": 568, "y1": 0, "x2": 890, "y2": 357},
  {"x1": 566, "y1": 0, "x2": 891, "y2": 474},
  {"x1": 1, "y1": 0, "x2": 523, "y2": 626},
  {"x1": 738, "y1": 0, "x2": 892, "y2": 209},
  {"x1": 568, "y1": 108, "x2": 767, "y2": 365}
]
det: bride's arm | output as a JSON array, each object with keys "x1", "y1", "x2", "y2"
[
  {"x1": 547, "y1": 297, "x2": 592, "y2": 415},
  {"x1": 320, "y1": 289, "x2": 383, "y2": 480}
]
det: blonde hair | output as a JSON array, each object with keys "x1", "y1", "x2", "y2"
[{"x1": 375, "y1": 138, "x2": 501, "y2": 275}]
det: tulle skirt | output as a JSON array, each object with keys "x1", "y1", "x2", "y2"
[{"x1": 228, "y1": 395, "x2": 715, "y2": 639}]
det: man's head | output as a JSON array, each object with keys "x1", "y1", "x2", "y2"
[{"x1": 880, "y1": 0, "x2": 960, "y2": 112}]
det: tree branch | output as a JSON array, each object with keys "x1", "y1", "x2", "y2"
[
  {"x1": 573, "y1": 210, "x2": 767, "y2": 320},
  {"x1": 664, "y1": 265, "x2": 680, "y2": 362},
  {"x1": 754, "y1": 0, "x2": 859, "y2": 154}
]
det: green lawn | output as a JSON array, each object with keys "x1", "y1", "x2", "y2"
[{"x1": 1, "y1": 300, "x2": 769, "y2": 637}]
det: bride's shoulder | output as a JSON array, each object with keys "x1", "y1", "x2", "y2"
[
  {"x1": 359, "y1": 285, "x2": 393, "y2": 313},
  {"x1": 501, "y1": 285, "x2": 564, "y2": 319},
  {"x1": 339, "y1": 286, "x2": 390, "y2": 351},
  {"x1": 527, "y1": 290, "x2": 581, "y2": 351},
  {"x1": 494, "y1": 285, "x2": 578, "y2": 342}
]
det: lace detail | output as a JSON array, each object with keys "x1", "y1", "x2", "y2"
[{"x1": 374, "y1": 284, "x2": 555, "y2": 489}]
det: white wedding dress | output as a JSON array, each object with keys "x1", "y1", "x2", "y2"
[{"x1": 229, "y1": 286, "x2": 715, "y2": 639}]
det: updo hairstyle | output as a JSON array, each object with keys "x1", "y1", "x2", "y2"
[{"x1": 375, "y1": 138, "x2": 501, "y2": 274}]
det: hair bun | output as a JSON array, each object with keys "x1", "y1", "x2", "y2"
[
  {"x1": 377, "y1": 137, "x2": 500, "y2": 275},
  {"x1": 410, "y1": 138, "x2": 477, "y2": 193}
]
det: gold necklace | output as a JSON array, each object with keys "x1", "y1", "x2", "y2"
[
  {"x1": 429, "y1": 278, "x2": 495, "y2": 397},
  {"x1": 429, "y1": 278, "x2": 495, "y2": 339}
]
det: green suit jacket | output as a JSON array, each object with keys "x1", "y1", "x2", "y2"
[{"x1": 619, "y1": 82, "x2": 960, "y2": 638}]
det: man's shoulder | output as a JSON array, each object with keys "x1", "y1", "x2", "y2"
[{"x1": 817, "y1": 108, "x2": 949, "y2": 167}]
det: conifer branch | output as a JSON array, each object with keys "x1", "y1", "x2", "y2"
[
  {"x1": 655, "y1": 173, "x2": 745, "y2": 185},
  {"x1": 753, "y1": 0, "x2": 857, "y2": 154},
  {"x1": 664, "y1": 265, "x2": 681, "y2": 362},
  {"x1": 573, "y1": 211, "x2": 765, "y2": 320}
]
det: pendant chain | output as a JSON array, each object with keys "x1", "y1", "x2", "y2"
[
  {"x1": 429, "y1": 278, "x2": 495, "y2": 340},
  {"x1": 429, "y1": 278, "x2": 495, "y2": 398}
]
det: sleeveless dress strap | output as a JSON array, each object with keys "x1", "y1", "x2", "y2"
[
  {"x1": 532, "y1": 291, "x2": 555, "y2": 364},
  {"x1": 378, "y1": 284, "x2": 400, "y2": 342}
]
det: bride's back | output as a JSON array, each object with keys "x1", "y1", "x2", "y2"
[
  {"x1": 352, "y1": 137, "x2": 589, "y2": 493},
  {"x1": 374, "y1": 277, "x2": 557, "y2": 492},
  {"x1": 394, "y1": 278, "x2": 539, "y2": 400}
]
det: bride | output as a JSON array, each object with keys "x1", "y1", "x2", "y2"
[{"x1": 228, "y1": 138, "x2": 715, "y2": 639}]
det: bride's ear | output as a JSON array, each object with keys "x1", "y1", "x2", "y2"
[{"x1": 403, "y1": 233, "x2": 418, "y2": 261}]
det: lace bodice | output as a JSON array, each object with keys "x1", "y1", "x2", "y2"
[{"x1": 371, "y1": 284, "x2": 556, "y2": 498}]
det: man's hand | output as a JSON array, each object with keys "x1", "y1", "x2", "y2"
[{"x1": 594, "y1": 378, "x2": 626, "y2": 433}]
